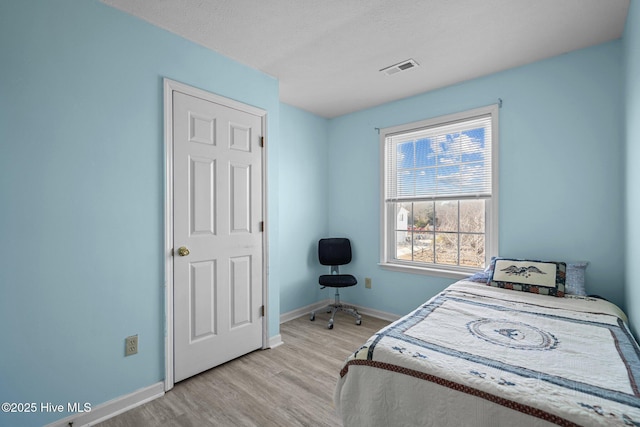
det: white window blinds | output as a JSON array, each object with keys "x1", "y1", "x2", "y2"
[{"x1": 384, "y1": 114, "x2": 492, "y2": 202}]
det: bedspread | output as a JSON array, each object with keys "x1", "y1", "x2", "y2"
[{"x1": 335, "y1": 280, "x2": 640, "y2": 426}]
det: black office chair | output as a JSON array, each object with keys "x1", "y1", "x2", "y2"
[{"x1": 310, "y1": 238, "x2": 362, "y2": 329}]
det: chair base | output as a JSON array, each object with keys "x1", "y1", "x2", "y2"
[{"x1": 310, "y1": 288, "x2": 362, "y2": 329}]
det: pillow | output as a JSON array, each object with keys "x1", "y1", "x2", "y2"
[
  {"x1": 467, "y1": 270, "x2": 491, "y2": 283},
  {"x1": 565, "y1": 261, "x2": 589, "y2": 296},
  {"x1": 488, "y1": 257, "x2": 566, "y2": 297},
  {"x1": 466, "y1": 257, "x2": 496, "y2": 283}
]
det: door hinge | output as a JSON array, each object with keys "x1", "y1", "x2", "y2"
[
  {"x1": 259, "y1": 221, "x2": 264, "y2": 232},
  {"x1": 260, "y1": 136, "x2": 264, "y2": 147},
  {"x1": 260, "y1": 305, "x2": 265, "y2": 316}
]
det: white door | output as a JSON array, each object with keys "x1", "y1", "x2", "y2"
[{"x1": 172, "y1": 90, "x2": 264, "y2": 382}]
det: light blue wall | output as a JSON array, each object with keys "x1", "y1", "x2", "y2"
[
  {"x1": 327, "y1": 41, "x2": 625, "y2": 316},
  {"x1": 0, "y1": 1, "x2": 280, "y2": 426},
  {"x1": 625, "y1": 0, "x2": 640, "y2": 336},
  {"x1": 278, "y1": 104, "x2": 329, "y2": 313}
]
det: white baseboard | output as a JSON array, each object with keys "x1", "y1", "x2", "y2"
[
  {"x1": 354, "y1": 305, "x2": 401, "y2": 322},
  {"x1": 280, "y1": 299, "x2": 401, "y2": 324},
  {"x1": 44, "y1": 382, "x2": 164, "y2": 427},
  {"x1": 280, "y1": 300, "x2": 332, "y2": 324},
  {"x1": 268, "y1": 334, "x2": 283, "y2": 348}
]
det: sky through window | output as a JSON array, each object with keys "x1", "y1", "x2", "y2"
[{"x1": 395, "y1": 127, "x2": 488, "y2": 199}]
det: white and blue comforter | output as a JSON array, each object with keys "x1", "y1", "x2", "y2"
[{"x1": 335, "y1": 280, "x2": 640, "y2": 427}]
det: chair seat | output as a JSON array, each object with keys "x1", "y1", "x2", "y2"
[{"x1": 319, "y1": 274, "x2": 357, "y2": 288}]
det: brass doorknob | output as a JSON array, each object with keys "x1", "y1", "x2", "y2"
[{"x1": 177, "y1": 246, "x2": 190, "y2": 257}]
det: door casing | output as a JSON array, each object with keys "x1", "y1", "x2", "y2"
[{"x1": 163, "y1": 78, "x2": 269, "y2": 391}]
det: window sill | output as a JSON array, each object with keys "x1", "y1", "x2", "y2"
[{"x1": 378, "y1": 262, "x2": 477, "y2": 280}]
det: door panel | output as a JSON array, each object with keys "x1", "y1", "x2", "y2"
[
  {"x1": 229, "y1": 123, "x2": 251, "y2": 152},
  {"x1": 189, "y1": 112, "x2": 215, "y2": 145},
  {"x1": 230, "y1": 163, "x2": 251, "y2": 233},
  {"x1": 190, "y1": 261, "x2": 216, "y2": 340},
  {"x1": 173, "y1": 90, "x2": 263, "y2": 382},
  {"x1": 190, "y1": 157, "x2": 215, "y2": 235},
  {"x1": 230, "y1": 255, "x2": 252, "y2": 327}
]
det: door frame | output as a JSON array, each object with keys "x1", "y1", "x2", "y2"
[{"x1": 163, "y1": 78, "x2": 269, "y2": 391}]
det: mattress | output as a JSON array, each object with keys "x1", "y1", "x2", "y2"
[{"x1": 334, "y1": 280, "x2": 640, "y2": 426}]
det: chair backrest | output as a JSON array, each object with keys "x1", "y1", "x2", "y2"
[{"x1": 318, "y1": 238, "x2": 352, "y2": 266}]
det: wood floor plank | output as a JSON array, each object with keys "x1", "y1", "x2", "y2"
[{"x1": 97, "y1": 313, "x2": 389, "y2": 427}]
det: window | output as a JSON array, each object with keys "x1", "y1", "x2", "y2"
[{"x1": 380, "y1": 105, "x2": 499, "y2": 277}]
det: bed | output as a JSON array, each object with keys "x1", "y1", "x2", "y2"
[{"x1": 334, "y1": 259, "x2": 640, "y2": 427}]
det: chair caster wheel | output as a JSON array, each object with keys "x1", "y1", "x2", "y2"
[
  {"x1": 310, "y1": 313, "x2": 315, "y2": 321},
  {"x1": 356, "y1": 319, "x2": 361, "y2": 325},
  {"x1": 327, "y1": 322, "x2": 333, "y2": 329}
]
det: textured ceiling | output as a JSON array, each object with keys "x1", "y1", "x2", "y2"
[{"x1": 101, "y1": 0, "x2": 629, "y2": 118}]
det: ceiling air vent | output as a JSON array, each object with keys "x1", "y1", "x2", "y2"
[{"x1": 380, "y1": 59, "x2": 420, "y2": 76}]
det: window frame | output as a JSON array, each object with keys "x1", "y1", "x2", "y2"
[{"x1": 379, "y1": 104, "x2": 499, "y2": 278}]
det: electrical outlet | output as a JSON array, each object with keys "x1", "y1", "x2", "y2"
[
  {"x1": 125, "y1": 335, "x2": 138, "y2": 356},
  {"x1": 365, "y1": 277, "x2": 372, "y2": 289}
]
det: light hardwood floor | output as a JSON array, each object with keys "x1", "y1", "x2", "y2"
[{"x1": 97, "y1": 312, "x2": 389, "y2": 427}]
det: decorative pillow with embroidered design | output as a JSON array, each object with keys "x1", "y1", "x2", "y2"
[{"x1": 488, "y1": 258, "x2": 566, "y2": 297}]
